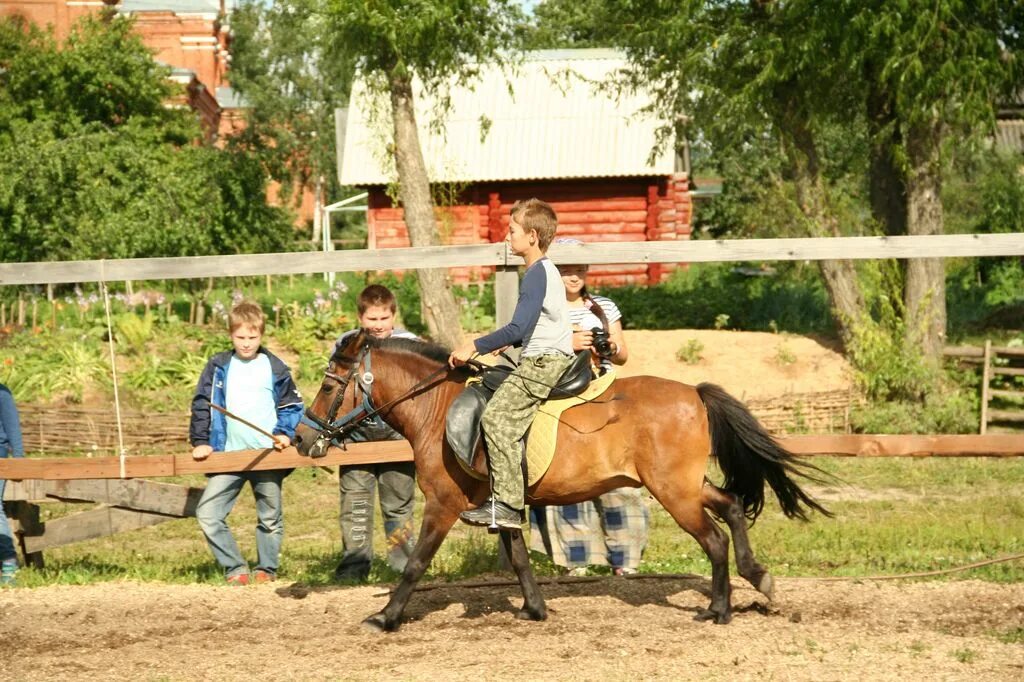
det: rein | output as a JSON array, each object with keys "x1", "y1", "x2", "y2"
[{"x1": 465, "y1": 357, "x2": 615, "y2": 405}]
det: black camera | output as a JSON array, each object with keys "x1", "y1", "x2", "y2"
[{"x1": 590, "y1": 327, "x2": 615, "y2": 359}]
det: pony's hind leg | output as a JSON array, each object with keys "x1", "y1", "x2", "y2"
[
  {"x1": 363, "y1": 502, "x2": 459, "y2": 633},
  {"x1": 647, "y1": 485, "x2": 733, "y2": 624},
  {"x1": 702, "y1": 482, "x2": 774, "y2": 602},
  {"x1": 499, "y1": 529, "x2": 547, "y2": 621}
]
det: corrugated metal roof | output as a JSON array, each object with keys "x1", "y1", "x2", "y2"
[
  {"x1": 118, "y1": 0, "x2": 224, "y2": 14},
  {"x1": 339, "y1": 49, "x2": 676, "y2": 186},
  {"x1": 215, "y1": 86, "x2": 247, "y2": 110}
]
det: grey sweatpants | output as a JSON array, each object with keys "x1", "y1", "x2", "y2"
[{"x1": 336, "y1": 462, "x2": 416, "y2": 580}]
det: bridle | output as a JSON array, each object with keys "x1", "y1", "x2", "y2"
[{"x1": 303, "y1": 339, "x2": 451, "y2": 447}]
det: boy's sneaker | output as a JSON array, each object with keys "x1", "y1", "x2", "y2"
[
  {"x1": 613, "y1": 567, "x2": 637, "y2": 577},
  {"x1": 1, "y1": 563, "x2": 16, "y2": 586},
  {"x1": 252, "y1": 570, "x2": 276, "y2": 584},
  {"x1": 225, "y1": 573, "x2": 250, "y2": 586},
  {"x1": 459, "y1": 499, "x2": 523, "y2": 529}
]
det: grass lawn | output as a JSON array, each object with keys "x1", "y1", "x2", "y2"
[{"x1": 11, "y1": 456, "x2": 1024, "y2": 587}]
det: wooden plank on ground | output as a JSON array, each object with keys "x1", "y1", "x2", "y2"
[
  {"x1": 22, "y1": 506, "x2": 179, "y2": 554},
  {"x1": 0, "y1": 441, "x2": 415, "y2": 480},
  {"x1": 779, "y1": 434, "x2": 1024, "y2": 457},
  {"x1": 2, "y1": 479, "x2": 202, "y2": 516}
]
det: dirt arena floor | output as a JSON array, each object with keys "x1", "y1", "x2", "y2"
[
  {"x1": 2, "y1": 331, "x2": 1017, "y2": 680},
  {"x1": 1, "y1": 576, "x2": 1022, "y2": 680}
]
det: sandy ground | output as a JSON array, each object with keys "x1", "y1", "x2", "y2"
[
  {"x1": 1, "y1": 577, "x2": 1021, "y2": 680},
  {"x1": 616, "y1": 329, "x2": 853, "y2": 400}
]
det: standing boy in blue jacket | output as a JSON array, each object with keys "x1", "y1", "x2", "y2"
[
  {"x1": 190, "y1": 301, "x2": 303, "y2": 584},
  {"x1": 0, "y1": 383, "x2": 25, "y2": 585}
]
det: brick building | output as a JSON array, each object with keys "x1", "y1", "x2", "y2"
[
  {"x1": 2, "y1": 0, "x2": 239, "y2": 140},
  {"x1": 337, "y1": 49, "x2": 693, "y2": 286}
]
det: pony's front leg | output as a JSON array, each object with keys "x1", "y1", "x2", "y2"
[
  {"x1": 362, "y1": 502, "x2": 459, "y2": 633},
  {"x1": 499, "y1": 529, "x2": 547, "y2": 621}
]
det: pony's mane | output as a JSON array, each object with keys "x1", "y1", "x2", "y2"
[
  {"x1": 331, "y1": 333, "x2": 451, "y2": 366},
  {"x1": 374, "y1": 335, "x2": 452, "y2": 365}
]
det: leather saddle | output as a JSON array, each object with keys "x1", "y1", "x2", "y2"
[{"x1": 445, "y1": 351, "x2": 594, "y2": 478}]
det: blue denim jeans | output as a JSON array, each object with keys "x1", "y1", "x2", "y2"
[
  {"x1": 195, "y1": 471, "x2": 286, "y2": 578},
  {"x1": 0, "y1": 480, "x2": 17, "y2": 567}
]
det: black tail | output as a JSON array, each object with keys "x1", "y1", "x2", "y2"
[{"x1": 697, "y1": 383, "x2": 831, "y2": 522}]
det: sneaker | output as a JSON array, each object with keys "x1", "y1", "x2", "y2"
[
  {"x1": 225, "y1": 573, "x2": 250, "y2": 586},
  {"x1": 613, "y1": 567, "x2": 637, "y2": 577},
  {"x1": 252, "y1": 570, "x2": 276, "y2": 584},
  {"x1": 459, "y1": 498, "x2": 523, "y2": 529},
  {"x1": 1, "y1": 563, "x2": 16, "y2": 586},
  {"x1": 567, "y1": 567, "x2": 589, "y2": 577}
]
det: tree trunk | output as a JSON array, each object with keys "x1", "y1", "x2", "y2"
[
  {"x1": 818, "y1": 259, "x2": 866, "y2": 348},
  {"x1": 903, "y1": 121, "x2": 947, "y2": 364},
  {"x1": 865, "y1": 73, "x2": 907, "y2": 237},
  {"x1": 388, "y1": 70, "x2": 464, "y2": 349},
  {"x1": 782, "y1": 113, "x2": 866, "y2": 350}
]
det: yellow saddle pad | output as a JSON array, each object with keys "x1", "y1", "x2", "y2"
[{"x1": 525, "y1": 369, "x2": 616, "y2": 486}]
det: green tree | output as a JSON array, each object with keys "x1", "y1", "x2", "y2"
[
  {"x1": 601, "y1": 0, "x2": 1022, "y2": 367},
  {"x1": 229, "y1": 0, "x2": 355, "y2": 239},
  {"x1": 0, "y1": 14, "x2": 292, "y2": 264},
  {"x1": 323, "y1": 0, "x2": 523, "y2": 348},
  {"x1": 838, "y1": 0, "x2": 1024, "y2": 360},
  {"x1": 520, "y1": 0, "x2": 616, "y2": 50}
]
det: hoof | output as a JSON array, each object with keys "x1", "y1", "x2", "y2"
[
  {"x1": 694, "y1": 609, "x2": 732, "y2": 625},
  {"x1": 515, "y1": 607, "x2": 547, "y2": 621},
  {"x1": 361, "y1": 613, "x2": 396, "y2": 633},
  {"x1": 757, "y1": 572, "x2": 775, "y2": 602}
]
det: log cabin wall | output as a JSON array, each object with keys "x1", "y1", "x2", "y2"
[{"x1": 366, "y1": 173, "x2": 692, "y2": 286}]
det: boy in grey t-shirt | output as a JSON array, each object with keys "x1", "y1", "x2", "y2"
[{"x1": 449, "y1": 198, "x2": 573, "y2": 528}]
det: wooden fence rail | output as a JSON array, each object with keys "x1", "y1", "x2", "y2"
[
  {"x1": 2, "y1": 434, "x2": 1023, "y2": 483},
  {"x1": 2, "y1": 233, "x2": 1023, "y2": 286},
  {"x1": 945, "y1": 343, "x2": 1024, "y2": 433}
]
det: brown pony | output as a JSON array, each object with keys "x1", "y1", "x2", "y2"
[{"x1": 294, "y1": 331, "x2": 828, "y2": 632}]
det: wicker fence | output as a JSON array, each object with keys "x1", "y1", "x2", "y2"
[
  {"x1": 18, "y1": 405, "x2": 189, "y2": 455},
  {"x1": 18, "y1": 390, "x2": 856, "y2": 455},
  {"x1": 746, "y1": 389, "x2": 856, "y2": 435}
]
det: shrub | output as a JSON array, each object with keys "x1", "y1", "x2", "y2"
[
  {"x1": 675, "y1": 339, "x2": 704, "y2": 364},
  {"x1": 115, "y1": 312, "x2": 155, "y2": 355}
]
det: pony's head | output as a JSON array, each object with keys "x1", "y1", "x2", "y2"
[
  {"x1": 294, "y1": 329, "x2": 457, "y2": 457},
  {"x1": 294, "y1": 329, "x2": 371, "y2": 457}
]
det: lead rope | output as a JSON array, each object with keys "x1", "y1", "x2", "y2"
[{"x1": 100, "y1": 276, "x2": 128, "y2": 479}]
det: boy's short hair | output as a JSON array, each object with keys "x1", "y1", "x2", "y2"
[
  {"x1": 511, "y1": 198, "x2": 558, "y2": 251},
  {"x1": 228, "y1": 300, "x2": 266, "y2": 333},
  {"x1": 357, "y1": 284, "x2": 397, "y2": 315}
]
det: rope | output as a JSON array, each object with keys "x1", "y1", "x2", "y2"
[
  {"x1": 379, "y1": 552, "x2": 1024, "y2": 596},
  {"x1": 100, "y1": 277, "x2": 128, "y2": 479}
]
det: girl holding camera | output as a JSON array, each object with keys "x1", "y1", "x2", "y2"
[{"x1": 529, "y1": 239, "x2": 649, "y2": 576}]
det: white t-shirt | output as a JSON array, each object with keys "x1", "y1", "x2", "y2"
[{"x1": 568, "y1": 295, "x2": 622, "y2": 372}]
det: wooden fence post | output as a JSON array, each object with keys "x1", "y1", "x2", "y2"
[
  {"x1": 8, "y1": 501, "x2": 45, "y2": 568},
  {"x1": 980, "y1": 340, "x2": 992, "y2": 435}
]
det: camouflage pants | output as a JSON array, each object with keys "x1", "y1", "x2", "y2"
[{"x1": 482, "y1": 353, "x2": 573, "y2": 511}]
